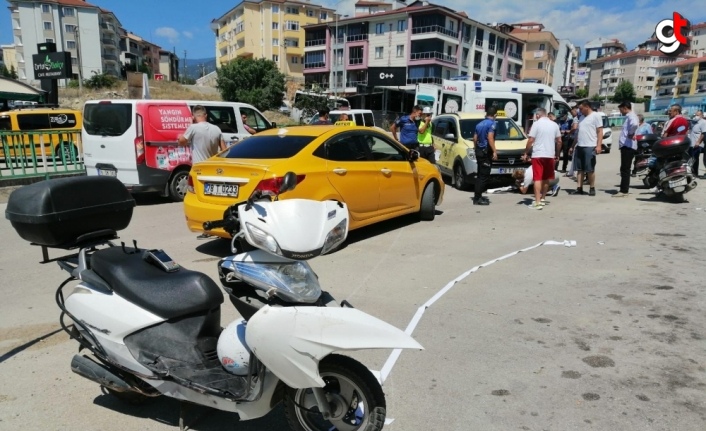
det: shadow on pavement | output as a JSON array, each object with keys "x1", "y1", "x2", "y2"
[
  {"x1": 132, "y1": 193, "x2": 174, "y2": 207},
  {"x1": 92, "y1": 393, "x2": 289, "y2": 430}
]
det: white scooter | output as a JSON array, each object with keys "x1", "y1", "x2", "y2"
[{"x1": 5, "y1": 173, "x2": 423, "y2": 431}]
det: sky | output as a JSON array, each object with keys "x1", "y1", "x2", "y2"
[{"x1": 1, "y1": 0, "x2": 704, "y2": 61}]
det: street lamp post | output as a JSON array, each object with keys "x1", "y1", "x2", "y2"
[{"x1": 74, "y1": 27, "x2": 83, "y2": 94}]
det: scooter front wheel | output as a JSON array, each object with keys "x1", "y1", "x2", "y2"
[{"x1": 285, "y1": 354, "x2": 386, "y2": 431}]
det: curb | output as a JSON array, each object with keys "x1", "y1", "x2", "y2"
[{"x1": 0, "y1": 172, "x2": 86, "y2": 188}]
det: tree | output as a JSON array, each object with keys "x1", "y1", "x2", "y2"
[
  {"x1": 575, "y1": 88, "x2": 588, "y2": 98},
  {"x1": 612, "y1": 80, "x2": 636, "y2": 103},
  {"x1": 216, "y1": 57, "x2": 285, "y2": 111},
  {"x1": 590, "y1": 93, "x2": 603, "y2": 101},
  {"x1": 9, "y1": 65, "x2": 18, "y2": 79},
  {"x1": 0, "y1": 64, "x2": 10, "y2": 77},
  {"x1": 292, "y1": 86, "x2": 330, "y2": 124}
]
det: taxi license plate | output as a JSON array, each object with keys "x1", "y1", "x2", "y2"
[
  {"x1": 205, "y1": 183, "x2": 239, "y2": 197},
  {"x1": 97, "y1": 168, "x2": 117, "y2": 177},
  {"x1": 498, "y1": 167, "x2": 521, "y2": 174}
]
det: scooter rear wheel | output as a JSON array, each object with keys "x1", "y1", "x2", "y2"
[{"x1": 284, "y1": 354, "x2": 386, "y2": 431}]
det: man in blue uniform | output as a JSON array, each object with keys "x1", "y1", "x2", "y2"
[
  {"x1": 391, "y1": 105, "x2": 422, "y2": 149},
  {"x1": 472, "y1": 107, "x2": 499, "y2": 205}
]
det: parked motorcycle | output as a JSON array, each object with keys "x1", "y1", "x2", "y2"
[
  {"x1": 633, "y1": 133, "x2": 658, "y2": 177},
  {"x1": 5, "y1": 174, "x2": 423, "y2": 431},
  {"x1": 640, "y1": 135, "x2": 697, "y2": 202}
]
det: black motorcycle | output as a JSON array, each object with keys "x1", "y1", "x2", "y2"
[{"x1": 641, "y1": 135, "x2": 697, "y2": 202}]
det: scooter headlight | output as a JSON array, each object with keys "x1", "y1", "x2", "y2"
[
  {"x1": 233, "y1": 261, "x2": 321, "y2": 303},
  {"x1": 245, "y1": 223, "x2": 281, "y2": 255},
  {"x1": 321, "y1": 218, "x2": 348, "y2": 255}
]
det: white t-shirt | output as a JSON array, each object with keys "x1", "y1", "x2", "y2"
[
  {"x1": 528, "y1": 117, "x2": 561, "y2": 158},
  {"x1": 577, "y1": 112, "x2": 603, "y2": 148},
  {"x1": 690, "y1": 118, "x2": 706, "y2": 148},
  {"x1": 521, "y1": 168, "x2": 534, "y2": 187}
]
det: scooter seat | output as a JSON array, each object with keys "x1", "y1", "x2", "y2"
[{"x1": 90, "y1": 247, "x2": 223, "y2": 319}]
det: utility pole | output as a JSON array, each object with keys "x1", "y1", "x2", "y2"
[
  {"x1": 75, "y1": 27, "x2": 83, "y2": 94},
  {"x1": 183, "y1": 50, "x2": 187, "y2": 84}
]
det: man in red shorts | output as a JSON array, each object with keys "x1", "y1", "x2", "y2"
[{"x1": 522, "y1": 108, "x2": 562, "y2": 209}]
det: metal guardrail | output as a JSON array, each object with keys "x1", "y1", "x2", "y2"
[
  {"x1": 411, "y1": 25, "x2": 459, "y2": 38},
  {"x1": 0, "y1": 131, "x2": 85, "y2": 180},
  {"x1": 410, "y1": 51, "x2": 457, "y2": 64},
  {"x1": 304, "y1": 39, "x2": 326, "y2": 47}
]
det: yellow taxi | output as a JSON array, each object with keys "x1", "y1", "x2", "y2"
[
  {"x1": 432, "y1": 112, "x2": 530, "y2": 190},
  {"x1": 0, "y1": 108, "x2": 82, "y2": 161},
  {"x1": 184, "y1": 125, "x2": 444, "y2": 238}
]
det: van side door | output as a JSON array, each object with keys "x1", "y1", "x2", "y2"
[
  {"x1": 238, "y1": 107, "x2": 272, "y2": 136},
  {"x1": 190, "y1": 104, "x2": 239, "y2": 144}
]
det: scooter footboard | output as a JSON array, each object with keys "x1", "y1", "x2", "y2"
[{"x1": 245, "y1": 305, "x2": 423, "y2": 389}]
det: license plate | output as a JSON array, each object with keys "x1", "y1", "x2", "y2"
[
  {"x1": 204, "y1": 183, "x2": 239, "y2": 197},
  {"x1": 498, "y1": 167, "x2": 521, "y2": 174},
  {"x1": 669, "y1": 178, "x2": 687, "y2": 188},
  {"x1": 97, "y1": 168, "x2": 117, "y2": 177}
]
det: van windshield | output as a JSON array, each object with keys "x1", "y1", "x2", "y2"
[
  {"x1": 460, "y1": 118, "x2": 525, "y2": 141},
  {"x1": 84, "y1": 103, "x2": 132, "y2": 136},
  {"x1": 220, "y1": 135, "x2": 315, "y2": 159}
]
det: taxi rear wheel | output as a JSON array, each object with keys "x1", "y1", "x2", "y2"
[{"x1": 419, "y1": 183, "x2": 435, "y2": 221}]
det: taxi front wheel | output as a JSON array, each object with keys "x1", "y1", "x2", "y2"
[{"x1": 419, "y1": 183, "x2": 436, "y2": 221}]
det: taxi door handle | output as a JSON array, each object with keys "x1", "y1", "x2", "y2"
[
  {"x1": 380, "y1": 168, "x2": 392, "y2": 175},
  {"x1": 332, "y1": 168, "x2": 347, "y2": 175}
]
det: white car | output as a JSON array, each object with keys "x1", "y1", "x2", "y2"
[{"x1": 596, "y1": 112, "x2": 613, "y2": 153}]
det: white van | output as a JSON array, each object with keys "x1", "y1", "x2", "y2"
[
  {"x1": 307, "y1": 109, "x2": 376, "y2": 127},
  {"x1": 595, "y1": 111, "x2": 613, "y2": 153},
  {"x1": 82, "y1": 100, "x2": 274, "y2": 201}
]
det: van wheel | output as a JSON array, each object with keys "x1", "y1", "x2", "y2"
[
  {"x1": 168, "y1": 170, "x2": 190, "y2": 201},
  {"x1": 54, "y1": 143, "x2": 78, "y2": 164},
  {"x1": 453, "y1": 163, "x2": 470, "y2": 191}
]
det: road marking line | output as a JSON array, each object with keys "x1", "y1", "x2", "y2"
[{"x1": 379, "y1": 239, "x2": 577, "y2": 383}]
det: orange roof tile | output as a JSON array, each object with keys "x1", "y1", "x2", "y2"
[{"x1": 657, "y1": 55, "x2": 706, "y2": 68}]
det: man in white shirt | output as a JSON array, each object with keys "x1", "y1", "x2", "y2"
[
  {"x1": 614, "y1": 101, "x2": 639, "y2": 197},
  {"x1": 690, "y1": 110, "x2": 706, "y2": 177},
  {"x1": 569, "y1": 100, "x2": 603, "y2": 196},
  {"x1": 522, "y1": 108, "x2": 562, "y2": 209}
]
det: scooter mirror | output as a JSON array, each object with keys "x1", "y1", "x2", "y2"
[{"x1": 279, "y1": 172, "x2": 298, "y2": 193}]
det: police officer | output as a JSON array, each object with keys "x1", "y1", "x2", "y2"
[
  {"x1": 472, "y1": 106, "x2": 499, "y2": 205},
  {"x1": 391, "y1": 105, "x2": 422, "y2": 149}
]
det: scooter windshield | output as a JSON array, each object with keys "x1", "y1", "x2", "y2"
[{"x1": 232, "y1": 260, "x2": 321, "y2": 303}]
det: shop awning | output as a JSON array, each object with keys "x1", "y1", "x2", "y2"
[{"x1": 0, "y1": 76, "x2": 46, "y2": 102}]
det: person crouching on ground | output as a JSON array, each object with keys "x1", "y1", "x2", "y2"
[
  {"x1": 512, "y1": 168, "x2": 560, "y2": 197},
  {"x1": 521, "y1": 108, "x2": 562, "y2": 209}
]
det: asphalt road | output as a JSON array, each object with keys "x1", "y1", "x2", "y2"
[{"x1": 1, "y1": 151, "x2": 705, "y2": 431}]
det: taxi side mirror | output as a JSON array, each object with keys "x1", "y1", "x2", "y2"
[{"x1": 445, "y1": 133, "x2": 456, "y2": 141}]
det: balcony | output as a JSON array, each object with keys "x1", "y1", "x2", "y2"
[
  {"x1": 410, "y1": 51, "x2": 457, "y2": 64},
  {"x1": 349, "y1": 57, "x2": 363, "y2": 65},
  {"x1": 346, "y1": 80, "x2": 368, "y2": 87},
  {"x1": 661, "y1": 70, "x2": 677, "y2": 76},
  {"x1": 463, "y1": 36, "x2": 471, "y2": 44},
  {"x1": 411, "y1": 25, "x2": 459, "y2": 39},
  {"x1": 507, "y1": 72, "x2": 520, "y2": 80},
  {"x1": 407, "y1": 76, "x2": 443, "y2": 85},
  {"x1": 100, "y1": 22, "x2": 116, "y2": 33},
  {"x1": 475, "y1": 39, "x2": 484, "y2": 47},
  {"x1": 473, "y1": 62, "x2": 481, "y2": 71},
  {"x1": 347, "y1": 34, "x2": 368, "y2": 42},
  {"x1": 304, "y1": 61, "x2": 326, "y2": 69},
  {"x1": 304, "y1": 39, "x2": 326, "y2": 47},
  {"x1": 486, "y1": 66, "x2": 493, "y2": 73},
  {"x1": 101, "y1": 38, "x2": 115, "y2": 46},
  {"x1": 602, "y1": 69, "x2": 610, "y2": 75},
  {"x1": 488, "y1": 44, "x2": 496, "y2": 51},
  {"x1": 508, "y1": 51, "x2": 522, "y2": 60},
  {"x1": 102, "y1": 54, "x2": 118, "y2": 62}
]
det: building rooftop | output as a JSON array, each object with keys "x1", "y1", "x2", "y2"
[
  {"x1": 212, "y1": 0, "x2": 335, "y2": 24},
  {"x1": 592, "y1": 49, "x2": 690, "y2": 64},
  {"x1": 37, "y1": 0, "x2": 98, "y2": 7},
  {"x1": 656, "y1": 55, "x2": 706, "y2": 68},
  {"x1": 354, "y1": 1, "x2": 391, "y2": 6}
]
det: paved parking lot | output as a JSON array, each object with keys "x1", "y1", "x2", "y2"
[{"x1": 1, "y1": 153, "x2": 705, "y2": 431}]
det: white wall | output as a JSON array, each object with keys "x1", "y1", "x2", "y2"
[
  {"x1": 367, "y1": 18, "x2": 408, "y2": 68},
  {"x1": 76, "y1": 9, "x2": 101, "y2": 80}
]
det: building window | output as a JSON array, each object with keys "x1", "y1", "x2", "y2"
[
  {"x1": 375, "y1": 23, "x2": 384, "y2": 34},
  {"x1": 273, "y1": 38, "x2": 279, "y2": 46},
  {"x1": 272, "y1": 22, "x2": 279, "y2": 30},
  {"x1": 284, "y1": 38, "x2": 299, "y2": 47},
  {"x1": 286, "y1": 21, "x2": 299, "y2": 31},
  {"x1": 42, "y1": 4, "x2": 50, "y2": 13},
  {"x1": 62, "y1": 7, "x2": 74, "y2": 16},
  {"x1": 307, "y1": 10, "x2": 314, "y2": 17},
  {"x1": 291, "y1": 56, "x2": 298, "y2": 64},
  {"x1": 71, "y1": 57, "x2": 78, "y2": 65},
  {"x1": 286, "y1": 7, "x2": 299, "y2": 14},
  {"x1": 272, "y1": 5, "x2": 279, "y2": 13},
  {"x1": 272, "y1": 54, "x2": 279, "y2": 62},
  {"x1": 67, "y1": 40, "x2": 76, "y2": 50},
  {"x1": 397, "y1": 19, "x2": 407, "y2": 32},
  {"x1": 43, "y1": 21, "x2": 52, "y2": 30},
  {"x1": 537, "y1": 61, "x2": 544, "y2": 69},
  {"x1": 375, "y1": 46, "x2": 383, "y2": 59},
  {"x1": 320, "y1": 12, "x2": 327, "y2": 20},
  {"x1": 539, "y1": 43, "x2": 545, "y2": 50},
  {"x1": 236, "y1": 22, "x2": 245, "y2": 33},
  {"x1": 396, "y1": 45, "x2": 404, "y2": 57},
  {"x1": 65, "y1": 24, "x2": 76, "y2": 33},
  {"x1": 46, "y1": 38, "x2": 54, "y2": 43}
]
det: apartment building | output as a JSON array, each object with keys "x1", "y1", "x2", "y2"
[
  {"x1": 302, "y1": 1, "x2": 524, "y2": 94},
  {"x1": 583, "y1": 37, "x2": 626, "y2": 62},
  {"x1": 354, "y1": 0, "x2": 393, "y2": 16},
  {"x1": 7, "y1": 0, "x2": 125, "y2": 83},
  {"x1": 211, "y1": 0, "x2": 335, "y2": 79},
  {"x1": 0, "y1": 45, "x2": 18, "y2": 73},
  {"x1": 650, "y1": 55, "x2": 706, "y2": 114},
  {"x1": 509, "y1": 22, "x2": 561, "y2": 87},
  {"x1": 686, "y1": 22, "x2": 706, "y2": 57},
  {"x1": 588, "y1": 50, "x2": 685, "y2": 99},
  {"x1": 159, "y1": 50, "x2": 180, "y2": 82}
]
